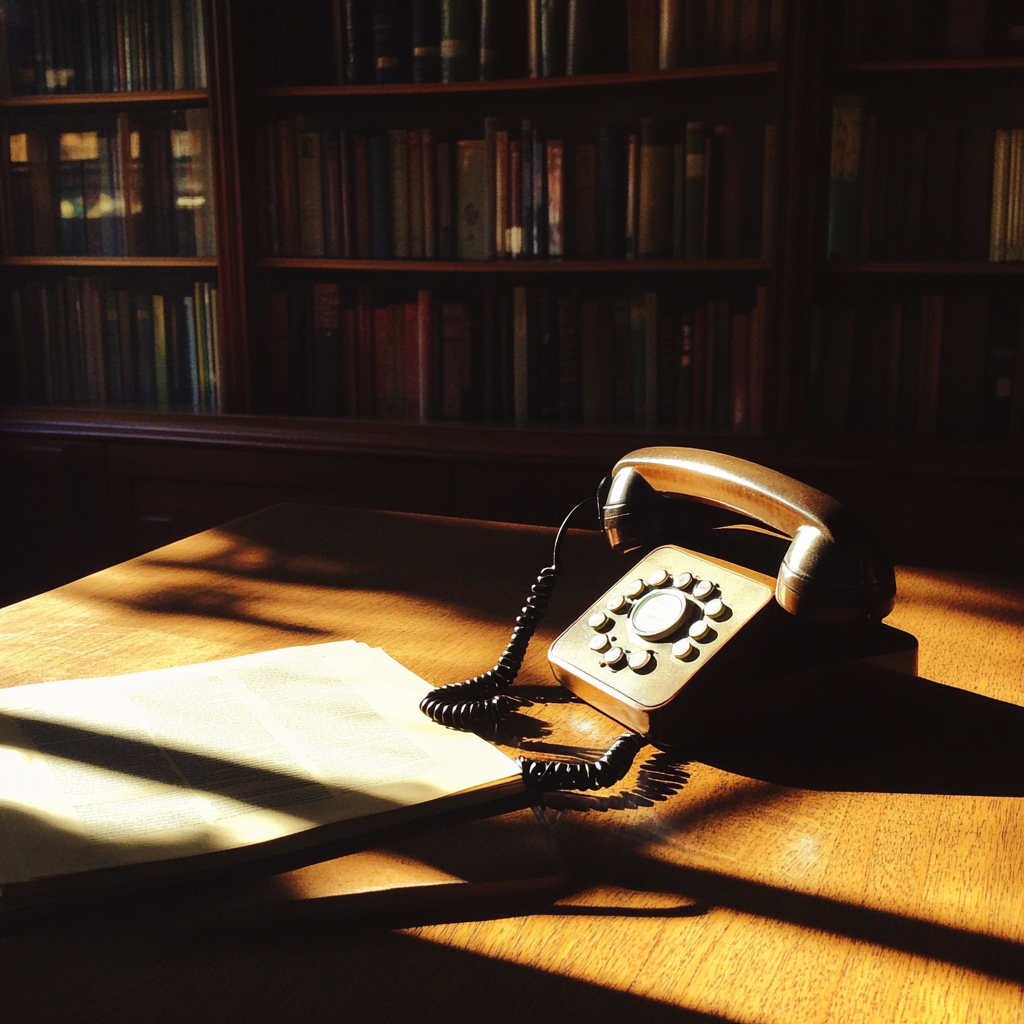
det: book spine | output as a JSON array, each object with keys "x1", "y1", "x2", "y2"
[
  {"x1": 684, "y1": 121, "x2": 705, "y2": 259},
  {"x1": 152, "y1": 292, "x2": 168, "y2": 409},
  {"x1": 343, "y1": 0, "x2": 369, "y2": 83},
  {"x1": 624, "y1": 131, "x2": 638, "y2": 258},
  {"x1": 628, "y1": 0, "x2": 659, "y2": 71},
  {"x1": 417, "y1": 288, "x2": 434, "y2": 420},
  {"x1": 527, "y1": 0, "x2": 540, "y2": 77},
  {"x1": 573, "y1": 141, "x2": 597, "y2": 257},
  {"x1": 827, "y1": 95, "x2": 864, "y2": 262},
  {"x1": 513, "y1": 284, "x2": 528, "y2": 422},
  {"x1": 312, "y1": 281, "x2": 342, "y2": 415},
  {"x1": 644, "y1": 290, "x2": 657, "y2": 426},
  {"x1": 546, "y1": 138, "x2": 564, "y2": 257},
  {"x1": 456, "y1": 138, "x2": 486, "y2": 260},
  {"x1": 479, "y1": 0, "x2": 498, "y2": 80},
  {"x1": 749, "y1": 285, "x2": 767, "y2": 432},
  {"x1": 638, "y1": 118, "x2": 672, "y2": 258},
  {"x1": 917, "y1": 293, "x2": 944, "y2": 436},
  {"x1": 738, "y1": 0, "x2": 759, "y2": 60},
  {"x1": 945, "y1": 0, "x2": 988, "y2": 58},
  {"x1": 403, "y1": 300, "x2": 418, "y2": 415},
  {"x1": 297, "y1": 129, "x2": 324, "y2": 257},
  {"x1": 1009, "y1": 128, "x2": 1024, "y2": 262},
  {"x1": 412, "y1": 0, "x2": 441, "y2": 82},
  {"x1": 508, "y1": 139, "x2": 523, "y2": 256},
  {"x1": 597, "y1": 122, "x2": 623, "y2": 258},
  {"x1": 441, "y1": 0, "x2": 476, "y2": 82},
  {"x1": 989, "y1": 128, "x2": 1009, "y2": 262},
  {"x1": 369, "y1": 134, "x2": 391, "y2": 258},
  {"x1": 731, "y1": 309, "x2": 749, "y2": 431},
  {"x1": 495, "y1": 129, "x2": 509, "y2": 258},
  {"x1": 484, "y1": 116, "x2": 498, "y2": 260},
  {"x1": 566, "y1": 0, "x2": 588, "y2": 75},
  {"x1": 422, "y1": 127, "x2": 437, "y2": 258},
  {"x1": 408, "y1": 129, "x2": 425, "y2": 258},
  {"x1": 659, "y1": 0, "x2": 683, "y2": 69},
  {"x1": 760, "y1": 122, "x2": 777, "y2": 259},
  {"x1": 276, "y1": 118, "x2": 300, "y2": 257},
  {"x1": 718, "y1": 0, "x2": 740, "y2": 63},
  {"x1": 353, "y1": 133, "x2": 371, "y2": 258},
  {"x1": 340, "y1": 130, "x2": 355, "y2": 258},
  {"x1": 520, "y1": 119, "x2": 533, "y2": 256},
  {"x1": 388, "y1": 128, "x2": 410, "y2": 258},
  {"x1": 532, "y1": 126, "x2": 547, "y2": 257},
  {"x1": 436, "y1": 140, "x2": 454, "y2": 258},
  {"x1": 371, "y1": 0, "x2": 404, "y2": 83},
  {"x1": 322, "y1": 130, "x2": 342, "y2": 258},
  {"x1": 671, "y1": 140, "x2": 685, "y2": 258},
  {"x1": 719, "y1": 127, "x2": 744, "y2": 257},
  {"x1": 540, "y1": 0, "x2": 567, "y2": 77}
]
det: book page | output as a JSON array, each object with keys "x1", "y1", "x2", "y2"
[{"x1": 0, "y1": 642, "x2": 521, "y2": 888}]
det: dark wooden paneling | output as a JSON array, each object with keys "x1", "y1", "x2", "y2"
[{"x1": 0, "y1": 440, "x2": 108, "y2": 604}]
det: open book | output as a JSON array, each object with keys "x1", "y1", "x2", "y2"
[{"x1": 0, "y1": 642, "x2": 525, "y2": 916}]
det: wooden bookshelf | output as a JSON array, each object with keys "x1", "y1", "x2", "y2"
[
  {"x1": 0, "y1": 90, "x2": 209, "y2": 108},
  {"x1": 258, "y1": 63, "x2": 779, "y2": 99},
  {"x1": 2, "y1": 0, "x2": 1024, "y2": 607}
]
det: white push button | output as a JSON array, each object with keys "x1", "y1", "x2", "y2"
[
  {"x1": 629, "y1": 590, "x2": 690, "y2": 641},
  {"x1": 693, "y1": 580, "x2": 715, "y2": 599},
  {"x1": 589, "y1": 633, "x2": 611, "y2": 652},
  {"x1": 688, "y1": 619, "x2": 711, "y2": 641},
  {"x1": 704, "y1": 597, "x2": 727, "y2": 619},
  {"x1": 625, "y1": 579, "x2": 646, "y2": 599},
  {"x1": 647, "y1": 568, "x2": 671, "y2": 588},
  {"x1": 671, "y1": 638, "x2": 697, "y2": 659},
  {"x1": 601, "y1": 646, "x2": 625, "y2": 667},
  {"x1": 606, "y1": 594, "x2": 628, "y2": 613},
  {"x1": 627, "y1": 650, "x2": 651, "y2": 671},
  {"x1": 673, "y1": 572, "x2": 694, "y2": 590},
  {"x1": 588, "y1": 611, "x2": 610, "y2": 630}
]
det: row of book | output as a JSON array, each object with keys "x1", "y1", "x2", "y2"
[
  {"x1": 843, "y1": 0, "x2": 1024, "y2": 61},
  {"x1": 826, "y1": 97, "x2": 1022, "y2": 263},
  {"x1": 4, "y1": 276, "x2": 220, "y2": 411},
  {"x1": 0, "y1": 0, "x2": 209, "y2": 95},
  {"x1": 261, "y1": 281, "x2": 770, "y2": 434},
  {"x1": 0, "y1": 109, "x2": 215, "y2": 257},
  {"x1": 260, "y1": 117, "x2": 775, "y2": 262},
  {"x1": 806, "y1": 291, "x2": 1024, "y2": 440},
  {"x1": 259, "y1": 0, "x2": 783, "y2": 88}
]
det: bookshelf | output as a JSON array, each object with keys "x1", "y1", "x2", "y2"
[{"x1": 1, "y1": 0, "x2": 1023, "y2": 608}]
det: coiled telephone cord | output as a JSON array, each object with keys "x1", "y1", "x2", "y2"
[{"x1": 418, "y1": 496, "x2": 647, "y2": 793}]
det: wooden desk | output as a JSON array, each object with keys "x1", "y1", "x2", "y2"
[{"x1": 2, "y1": 504, "x2": 1024, "y2": 1024}]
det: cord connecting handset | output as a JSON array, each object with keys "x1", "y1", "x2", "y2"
[{"x1": 419, "y1": 447, "x2": 917, "y2": 791}]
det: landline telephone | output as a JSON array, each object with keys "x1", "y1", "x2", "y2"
[{"x1": 420, "y1": 446, "x2": 918, "y2": 792}]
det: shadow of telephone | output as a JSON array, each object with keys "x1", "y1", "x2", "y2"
[{"x1": 420, "y1": 447, "x2": 918, "y2": 793}]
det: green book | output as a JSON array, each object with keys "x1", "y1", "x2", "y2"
[
  {"x1": 441, "y1": 0, "x2": 477, "y2": 81},
  {"x1": 152, "y1": 294, "x2": 169, "y2": 410},
  {"x1": 826, "y1": 95, "x2": 864, "y2": 262}
]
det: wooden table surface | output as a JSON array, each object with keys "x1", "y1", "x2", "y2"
[{"x1": 2, "y1": 503, "x2": 1024, "y2": 1024}]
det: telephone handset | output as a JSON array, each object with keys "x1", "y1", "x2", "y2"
[
  {"x1": 420, "y1": 447, "x2": 917, "y2": 788},
  {"x1": 548, "y1": 447, "x2": 917, "y2": 747}
]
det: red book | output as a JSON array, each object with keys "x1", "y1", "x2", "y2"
[
  {"x1": 422, "y1": 128, "x2": 436, "y2": 260},
  {"x1": 342, "y1": 302, "x2": 358, "y2": 415},
  {"x1": 374, "y1": 305, "x2": 390, "y2": 415},
  {"x1": 417, "y1": 289, "x2": 435, "y2": 421},
  {"x1": 276, "y1": 119, "x2": 300, "y2": 257}
]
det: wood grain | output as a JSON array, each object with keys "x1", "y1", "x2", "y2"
[{"x1": 2, "y1": 505, "x2": 1023, "y2": 1024}]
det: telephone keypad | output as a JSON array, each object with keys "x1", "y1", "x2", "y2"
[{"x1": 549, "y1": 544, "x2": 775, "y2": 711}]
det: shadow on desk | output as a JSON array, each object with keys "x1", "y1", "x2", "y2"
[{"x1": 670, "y1": 662, "x2": 1024, "y2": 797}]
